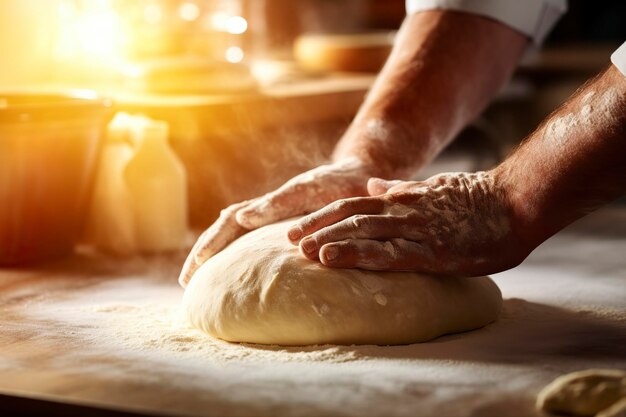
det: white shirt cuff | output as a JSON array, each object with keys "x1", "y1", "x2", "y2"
[
  {"x1": 405, "y1": 0, "x2": 567, "y2": 45},
  {"x1": 611, "y1": 42, "x2": 626, "y2": 77}
]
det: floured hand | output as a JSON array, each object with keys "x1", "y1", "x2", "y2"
[
  {"x1": 288, "y1": 170, "x2": 532, "y2": 276},
  {"x1": 178, "y1": 158, "x2": 377, "y2": 287}
]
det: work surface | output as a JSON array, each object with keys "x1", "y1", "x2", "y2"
[{"x1": 1, "y1": 206, "x2": 625, "y2": 417}]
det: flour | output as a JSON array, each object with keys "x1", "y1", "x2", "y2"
[
  {"x1": 548, "y1": 112, "x2": 582, "y2": 147},
  {"x1": 294, "y1": 170, "x2": 511, "y2": 271},
  {"x1": 600, "y1": 87, "x2": 623, "y2": 128},
  {"x1": 27, "y1": 277, "x2": 360, "y2": 366},
  {"x1": 3, "y1": 207, "x2": 626, "y2": 417},
  {"x1": 382, "y1": 203, "x2": 415, "y2": 217},
  {"x1": 374, "y1": 293, "x2": 388, "y2": 306},
  {"x1": 547, "y1": 87, "x2": 622, "y2": 147},
  {"x1": 402, "y1": 171, "x2": 508, "y2": 243},
  {"x1": 236, "y1": 157, "x2": 371, "y2": 229},
  {"x1": 364, "y1": 118, "x2": 392, "y2": 141}
]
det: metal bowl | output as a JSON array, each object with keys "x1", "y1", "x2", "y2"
[{"x1": 0, "y1": 91, "x2": 113, "y2": 265}]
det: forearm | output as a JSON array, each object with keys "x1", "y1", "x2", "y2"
[
  {"x1": 333, "y1": 10, "x2": 528, "y2": 179},
  {"x1": 499, "y1": 65, "x2": 626, "y2": 247}
]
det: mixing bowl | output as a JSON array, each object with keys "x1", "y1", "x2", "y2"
[{"x1": 0, "y1": 91, "x2": 112, "y2": 265}]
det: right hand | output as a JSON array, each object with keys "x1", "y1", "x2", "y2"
[
  {"x1": 178, "y1": 157, "x2": 378, "y2": 288},
  {"x1": 287, "y1": 170, "x2": 532, "y2": 277}
]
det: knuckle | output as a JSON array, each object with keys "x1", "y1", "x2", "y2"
[
  {"x1": 351, "y1": 214, "x2": 370, "y2": 229},
  {"x1": 333, "y1": 199, "x2": 351, "y2": 212},
  {"x1": 353, "y1": 196, "x2": 374, "y2": 205},
  {"x1": 386, "y1": 191, "x2": 411, "y2": 204},
  {"x1": 220, "y1": 204, "x2": 239, "y2": 218}
]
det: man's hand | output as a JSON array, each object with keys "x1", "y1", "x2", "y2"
[
  {"x1": 287, "y1": 171, "x2": 531, "y2": 277},
  {"x1": 288, "y1": 65, "x2": 626, "y2": 277},
  {"x1": 178, "y1": 158, "x2": 377, "y2": 287},
  {"x1": 178, "y1": 10, "x2": 530, "y2": 287}
]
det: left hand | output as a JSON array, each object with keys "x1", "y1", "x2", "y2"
[
  {"x1": 287, "y1": 171, "x2": 532, "y2": 276},
  {"x1": 178, "y1": 158, "x2": 376, "y2": 288}
]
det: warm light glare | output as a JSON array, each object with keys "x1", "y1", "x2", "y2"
[
  {"x1": 179, "y1": 2, "x2": 201, "y2": 22},
  {"x1": 251, "y1": 60, "x2": 284, "y2": 85},
  {"x1": 78, "y1": 11, "x2": 119, "y2": 58},
  {"x1": 210, "y1": 11, "x2": 229, "y2": 31},
  {"x1": 55, "y1": 3, "x2": 125, "y2": 63},
  {"x1": 210, "y1": 12, "x2": 247, "y2": 34},
  {"x1": 227, "y1": 16, "x2": 248, "y2": 34},
  {"x1": 225, "y1": 46, "x2": 244, "y2": 63},
  {"x1": 144, "y1": 4, "x2": 163, "y2": 24}
]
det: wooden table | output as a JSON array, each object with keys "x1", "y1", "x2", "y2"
[{"x1": 1, "y1": 206, "x2": 625, "y2": 417}]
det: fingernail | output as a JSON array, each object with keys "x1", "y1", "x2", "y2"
[
  {"x1": 323, "y1": 246, "x2": 339, "y2": 261},
  {"x1": 288, "y1": 227, "x2": 302, "y2": 241},
  {"x1": 301, "y1": 238, "x2": 317, "y2": 253}
]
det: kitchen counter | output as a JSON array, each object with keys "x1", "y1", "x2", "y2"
[{"x1": 1, "y1": 205, "x2": 625, "y2": 417}]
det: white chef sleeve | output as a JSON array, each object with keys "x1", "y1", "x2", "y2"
[
  {"x1": 405, "y1": 0, "x2": 567, "y2": 44},
  {"x1": 611, "y1": 42, "x2": 626, "y2": 77}
]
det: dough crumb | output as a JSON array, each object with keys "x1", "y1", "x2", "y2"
[
  {"x1": 374, "y1": 293, "x2": 388, "y2": 306},
  {"x1": 536, "y1": 369, "x2": 626, "y2": 416}
]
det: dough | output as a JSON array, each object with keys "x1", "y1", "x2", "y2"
[
  {"x1": 183, "y1": 219, "x2": 503, "y2": 346},
  {"x1": 536, "y1": 369, "x2": 626, "y2": 416}
]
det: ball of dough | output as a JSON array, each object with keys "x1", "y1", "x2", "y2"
[
  {"x1": 183, "y1": 219, "x2": 503, "y2": 346},
  {"x1": 536, "y1": 369, "x2": 626, "y2": 416}
]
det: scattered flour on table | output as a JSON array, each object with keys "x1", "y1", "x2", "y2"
[
  {"x1": 89, "y1": 302, "x2": 360, "y2": 364},
  {"x1": 8, "y1": 238, "x2": 626, "y2": 417},
  {"x1": 21, "y1": 273, "x2": 626, "y2": 369},
  {"x1": 25, "y1": 277, "x2": 360, "y2": 365}
]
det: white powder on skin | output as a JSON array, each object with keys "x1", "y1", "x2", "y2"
[
  {"x1": 547, "y1": 88, "x2": 622, "y2": 147},
  {"x1": 364, "y1": 119, "x2": 391, "y2": 141},
  {"x1": 294, "y1": 170, "x2": 511, "y2": 272},
  {"x1": 346, "y1": 171, "x2": 509, "y2": 270},
  {"x1": 382, "y1": 203, "x2": 416, "y2": 217},
  {"x1": 236, "y1": 157, "x2": 370, "y2": 229}
]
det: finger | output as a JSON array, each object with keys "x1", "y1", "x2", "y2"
[
  {"x1": 236, "y1": 179, "x2": 326, "y2": 230},
  {"x1": 367, "y1": 178, "x2": 403, "y2": 196},
  {"x1": 178, "y1": 200, "x2": 253, "y2": 288},
  {"x1": 287, "y1": 196, "x2": 387, "y2": 244},
  {"x1": 299, "y1": 215, "x2": 426, "y2": 260},
  {"x1": 318, "y1": 238, "x2": 437, "y2": 272},
  {"x1": 178, "y1": 243, "x2": 205, "y2": 289}
]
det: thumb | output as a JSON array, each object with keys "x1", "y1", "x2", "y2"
[{"x1": 367, "y1": 178, "x2": 402, "y2": 196}]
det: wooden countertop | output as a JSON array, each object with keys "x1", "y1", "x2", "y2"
[{"x1": 1, "y1": 206, "x2": 625, "y2": 417}]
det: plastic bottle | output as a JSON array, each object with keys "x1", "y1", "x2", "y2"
[
  {"x1": 124, "y1": 119, "x2": 188, "y2": 253},
  {"x1": 84, "y1": 113, "x2": 136, "y2": 255}
]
